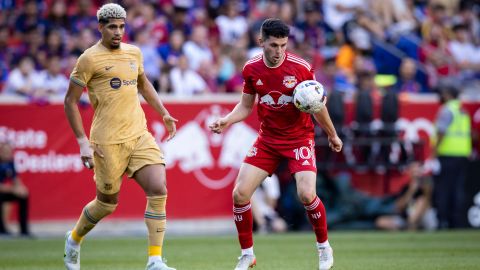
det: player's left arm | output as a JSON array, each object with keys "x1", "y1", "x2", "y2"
[
  {"x1": 313, "y1": 108, "x2": 342, "y2": 152},
  {"x1": 137, "y1": 73, "x2": 178, "y2": 141}
]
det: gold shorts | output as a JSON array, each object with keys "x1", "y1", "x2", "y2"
[{"x1": 93, "y1": 132, "x2": 165, "y2": 194}]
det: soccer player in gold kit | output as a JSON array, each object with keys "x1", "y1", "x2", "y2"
[{"x1": 63, "y1": 4, "x2": 177, "y2": 270}]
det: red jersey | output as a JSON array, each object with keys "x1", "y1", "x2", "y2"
[{"x1": 242, "y1": 52, "x2": 315, "y2": 145}]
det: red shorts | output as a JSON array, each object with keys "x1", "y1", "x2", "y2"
[{"x1": 244, "y1": 138, "x2": 317, "y2": 175}]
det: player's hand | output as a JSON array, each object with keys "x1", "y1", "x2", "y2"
[
  {"x1": 77, "y1": 137, "x2": 104, "y2": 169},
  {"x1": 163, "y1": 114, "x2": 178, "y2": 141},
  {"x1": 328, "y1": 135, "x2": 343, "y2": 152},
  {"x1": 209, "y1": 118, "x2": 230, "y2": 134},
  {"x1": 12, "y1": 183, "x2": 28, "y2": 197}
]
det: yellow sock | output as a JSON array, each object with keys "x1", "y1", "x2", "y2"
[
  {"x1": 145, "y1": 196, "x2": 167, "y2": 257},
  {"x1": 148, "y1": 245, "x2": 162, "y2": 257},
  {"x1": 72, "y1": 199, "x2": 117, "y2": 240},
  {"x1": 71, "y1": 229, "x2": 83, "y2": 244}
]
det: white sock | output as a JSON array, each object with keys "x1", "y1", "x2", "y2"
[
  {"x1": 148, "y1": 255, "x2": 162, "y2": 264},
  {"x1": 317, "y1": 240, "x2": 330, "y2": 249},
  {"x1": 241, "y1": 247, "x2": 254, "y2": 256},
  {"x1": 68, "y1": 236, "x2": 80, "y2": 247}
]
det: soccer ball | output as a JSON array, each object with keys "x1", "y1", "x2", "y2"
[{"x1": 293, "y1": 80, "x2": 327, "y2": 114}]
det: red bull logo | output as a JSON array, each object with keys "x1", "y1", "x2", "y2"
[{"x1": 259, "y1": 91, "x2": 293, "y2": 109}]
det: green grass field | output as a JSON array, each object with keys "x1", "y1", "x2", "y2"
[{"x1": 1, "y1": 230, "x2": 479, "y2": 270}]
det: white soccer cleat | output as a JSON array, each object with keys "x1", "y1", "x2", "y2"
[
  {"x1": 318, "y1": 246, "x2": 334, "y2": 270},
  {"x1": 63, "y1": 231, "x2": 80, "y2": 270},
  {"x1": 234, "y1": 254, "x2": 256, "y2": 270},
  {"x1": 146, "y1": 259, "x2": 176, "y2": 270}
]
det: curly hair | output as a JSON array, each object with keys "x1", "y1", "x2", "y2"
[{"x1": 96, "y1": 3, "x2": 126, "y2": 24}]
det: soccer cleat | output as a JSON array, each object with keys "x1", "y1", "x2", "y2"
[
  {"x1": 64, "y1": 231, "x2": 80, "y2": 270},
  {"x1": 234, "y1": 254, "x2": 256, "y2": 270},
  {"x1": 146, "y1": 259, "x2": 176, "y2": 270},
  {"x1": 318, "y1": 246, "x2": 334, "y2": 270}
]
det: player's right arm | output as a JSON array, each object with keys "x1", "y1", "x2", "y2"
[
  {"x1": 313, "y1": 107, "x2": 343, "y2": 152},
  {"x1": 64, "y1": 53, "x2": 103, "y2": 169},
  {"x1": 64, "y1": 81, "x2": 98, "y2": 169},
  {"x1": 209, "y1": 93, "x2": 255, "y2": 134}
]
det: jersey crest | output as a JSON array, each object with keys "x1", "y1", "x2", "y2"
[{"x1": 283, "y1": 76, "x2": 297, "y2": 88}]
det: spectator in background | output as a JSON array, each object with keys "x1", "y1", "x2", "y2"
[
  {"x1": 0, "y1": 26, "x2": 11, "y2": 89},
  {"x1": 323, "y1": 0, "x2": 366, "y2": 31},
  {"x1": 251, "y1": 174, "x2": 287, "y2": 234},
  {"x1": 158, "y1": 29, "x2": 184, "y2": 68},
  {"x1": 166, "y1": 3, "x2": 193, "y2": 38},
  {"x1": 393, "y1": 58, "x2": 422, "y2": 93},
  {"x1": 375, "y1": 161, "x2": 436, "y2": 231},
  {"x1": 368, "y1": 0, "x2": 417, "y2": 37},
  {"x1": 453, "y1": 1, "x2": 480, "y2": 45},
  {"x1": 433, "y1": 81, "x2": 472, "y2": 228},
  {"x1": 35, "y1": 55, "x2": 69, "y2": 99},
  {"x1": 419, "y1": 23, "x2": 457, "y2": 88},
  {"x1": 71, "y1": 0, "x2": 98, "y2": 34},
  {"x1": 45, "y1": 1, "x2": 71, "y2": 33},
  {"x1": 14, "y1": 0, "x2": 45, "y2": 35},
  {"x1": 196, "y1": 6, "x2": 221, "y2": 49},
  {"x1": 421, "y1": 3, "x2": 453, "y2": 42},
  {"x1": 296, "y1": 1, "x2": 336, "y2": 52},
  {"x1": 169, "y1": 54, "x2": 209, "y2": 96},
  {"x1": 17, "y1": 26, "x2": 44, "y2": 66},
  {"x1": 448, "y1": 23, "x2": 480, "y2": 79},
  {"x1": 225, "y1": 45, "x2": 247, "y2": 93},
  {"x1": 3, "y1": 56, "x2": 42, "y2": 97},
  {"x1": 183, "y1": 24, "x2": 213, "y2": 71},
  {"x1": 0, "y1": 141, "x2": 31, "y2": 237},
  {"x1": 215, "y1": 0, "x2": 249, "y2": 47},
  {"x1": 70, "y1": 28, "x2": 96, "y2": 56},
  {"x1": 37, "y1": 30, "x2": 66, "y2": 68},
  {"x1": 134, "y1": 28, "x2": 163, "y2": 90},
  {"x1": 315, "y1": 56, "x2": 338, "y2": 92}
]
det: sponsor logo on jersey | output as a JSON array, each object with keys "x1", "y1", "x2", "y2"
[
  {"x1": 110, "y1": 77, "x2": 121, "y2": 89},
  {"x1": 283, "y1": 76, "x2": 297, "y2": 88},
  {"x1": 122, "y1": 79, "x2": 137, "y2": 86},
  {"x1": 259, "y1": 91, "x2": 293, "y2": 109}
]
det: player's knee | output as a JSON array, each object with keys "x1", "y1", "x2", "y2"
[
  {"x1": 85, "y1": 199, "x2": 118, "y2": 223},
  {"x1": 232, "y1": 187, "x2": 251, "y2": 204},
  {"x1": 150, "y1": 184, "x2": 167, "y2": 196},
  {"x1": 297, "y1": 190, "x2": 316, "y2": 204}
]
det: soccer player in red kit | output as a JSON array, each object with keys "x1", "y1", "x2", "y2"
[{"x1": 209, "y1": 18, "x2": 342, "y2": 270}]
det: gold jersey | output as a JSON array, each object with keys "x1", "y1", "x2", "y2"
[{"x1": 71, "y1": 42, "x2": 147, "y2": 145}]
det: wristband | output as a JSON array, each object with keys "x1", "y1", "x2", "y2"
[{"x1": 77, "y1": 137, "x2": 93, "y2": 158}]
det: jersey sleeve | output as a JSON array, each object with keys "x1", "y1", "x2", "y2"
[
  {"x1": 242, "y1": 65, "x2": 255, "y2": 95},
  {"x1": 137, "y1": 47, "x2": 145, "y2": 76},
  {"x1": 70, "y1": 53, "x2": 94, "y2": 87},
  {"x1": 307, "y1": 65, "x2": 315, "y2": 81}
]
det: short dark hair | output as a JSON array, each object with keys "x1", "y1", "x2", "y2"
[
  {"x1": 261, "y1": 18, "x2": 290, "y2": 40},
  {"x1": 435, "y1": 79, "x2": 460, "y2": 99}
]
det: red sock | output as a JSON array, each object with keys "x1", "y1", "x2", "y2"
[
  {"x1": 233, "y1": 202, "x2": 253, "y2": 249},
  {"x1": 304, "y1": 196, "x2": 328, "y2": 243}
]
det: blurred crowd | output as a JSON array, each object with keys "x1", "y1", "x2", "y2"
[{"x1": 0, "y1": 0, "x2": 480, "y2": 101}]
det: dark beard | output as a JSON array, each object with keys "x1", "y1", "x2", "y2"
[{"x1": 110, "y1": 43, "x2": 120, "y2": 49}]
